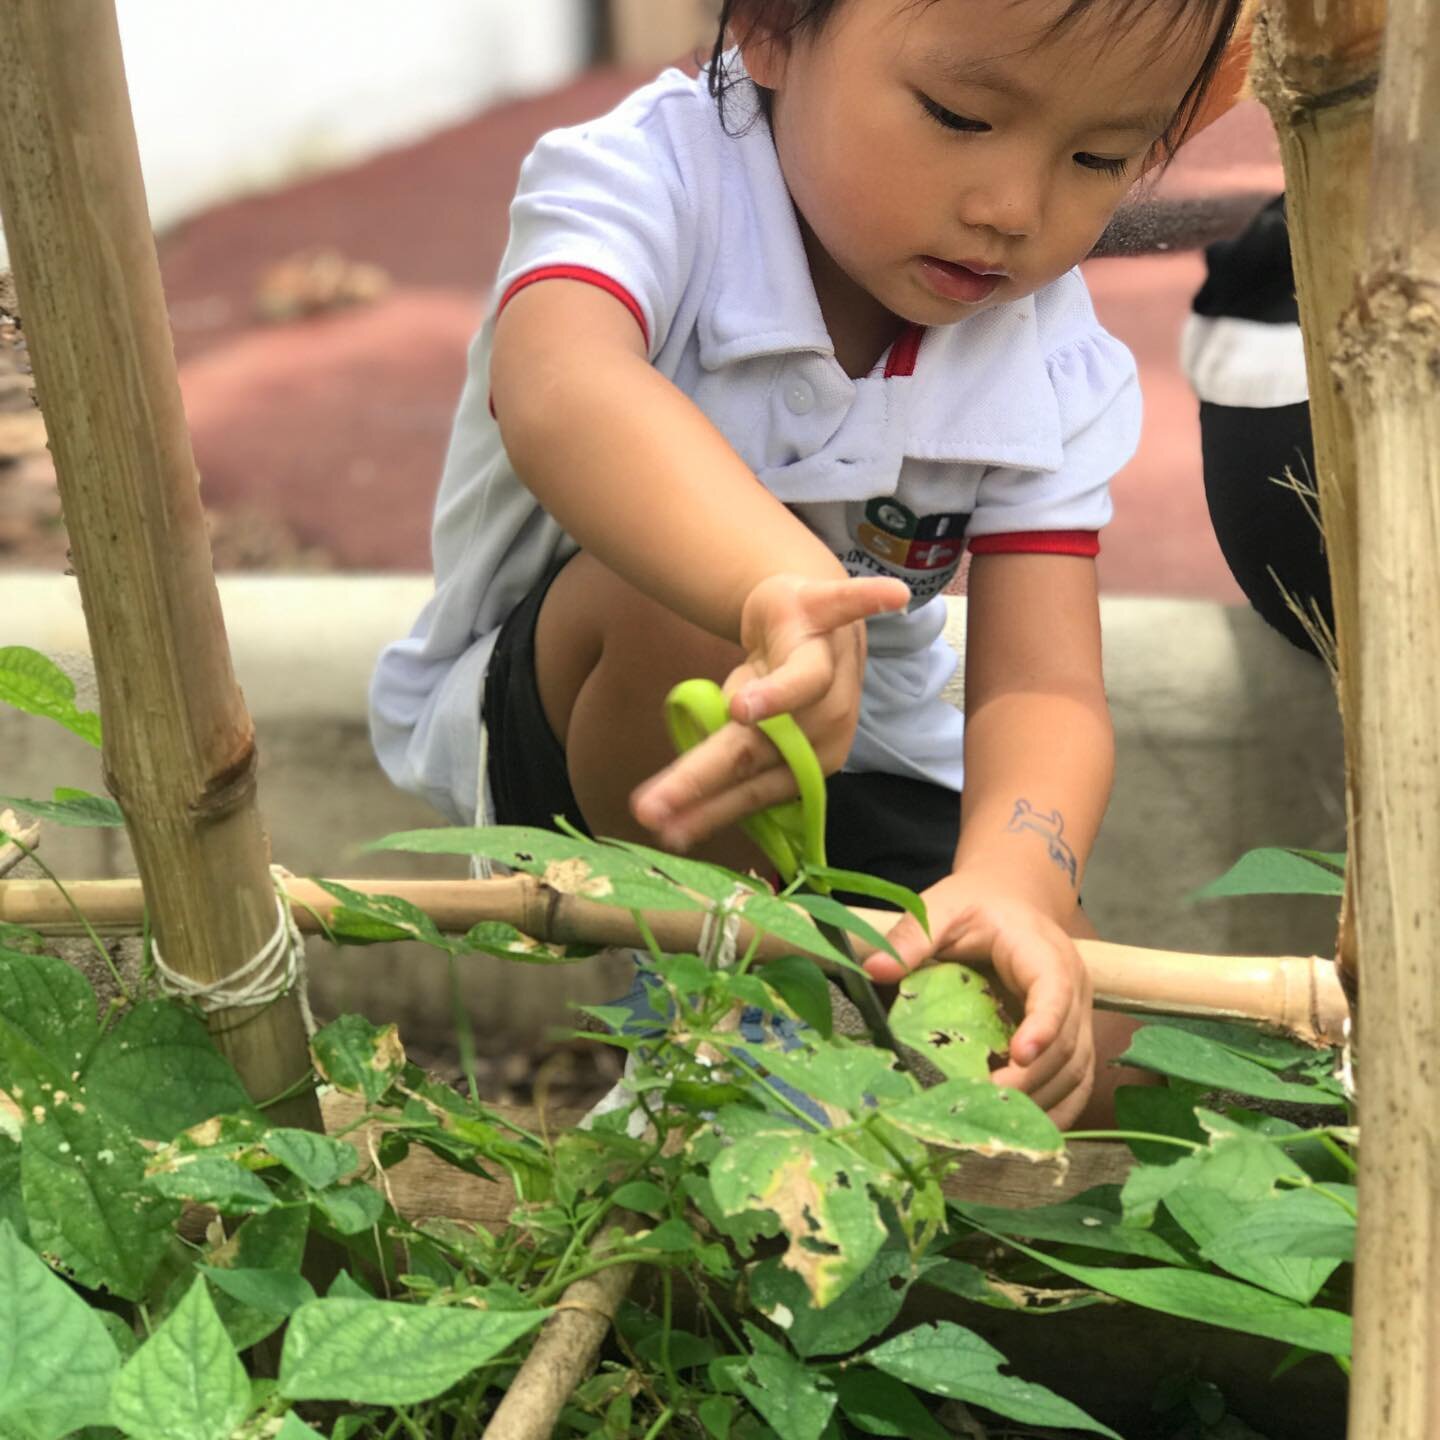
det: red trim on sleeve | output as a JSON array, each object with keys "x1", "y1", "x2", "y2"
[
  {"x1": 969, "y1": 530, "x2": 1101, "y2": 557},
  {"x1": 883, "y1": 323, "x2": 925, "y2": 378},
  {"x1": 497, "y1": 265, "x2": 651, "y2": 349}
]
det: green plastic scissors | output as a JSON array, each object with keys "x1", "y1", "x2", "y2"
[{"x1": 663, "y1": 678, "x2": 903, "y2": 1058}]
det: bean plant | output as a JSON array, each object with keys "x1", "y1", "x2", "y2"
[{"x1": 0, "y1": 646, "x2": 1356, "y2": 1439}]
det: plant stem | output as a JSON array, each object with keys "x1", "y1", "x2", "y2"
[
  {"x1": 5, "y1": 831, "x2": 131, "y2": 1000},
  {"x1": 659, "y1": 1270, "x2": 681, "y2": 1405},
  {"x1": 1064, "y1": 1130, "x2": 1204, "y2": 1151},
  {"x1": 641, "y1": 1407, "x2": 675, "y2": 1440},
  {"x1": 448, "y1": 954, "x2": 482, "y2": 1106}
]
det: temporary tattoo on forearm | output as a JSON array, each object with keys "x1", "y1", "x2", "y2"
[{"x1": 1007, "y1": 799, "x2": 1079, "y2": 887}]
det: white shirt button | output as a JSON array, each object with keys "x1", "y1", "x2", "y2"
[{"x1": 784, "y1": 378, "x2": 815, "y2": 415}]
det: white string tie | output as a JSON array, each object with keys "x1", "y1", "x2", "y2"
[
  {"x1": 698, "y1": 883, "x2": 750, "y2": 971},
  {"x1": 152, "y1": 865, "x2": 314, "y2": 1034}
]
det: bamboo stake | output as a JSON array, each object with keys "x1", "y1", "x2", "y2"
[
  {"x1": 0, "y1": 875, "x2": 1350, "y2": 1047},
  {"x1": 1334, "y1": 1, "x2": 1440, "y2": 1428},
  {"x1": 0, "y1": 5, "x2": 318, "y2": 1129},
  {"x1": 1252, "y1": 0, "x2": 1387, "y2": 1005}
]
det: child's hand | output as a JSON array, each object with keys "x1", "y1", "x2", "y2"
[
  {"x1": 867, "y1": 880, "x2": 1096, "y2": 1130},
  {"x1": 631, "y1": 572, "x2": 909, "y2": 850}
]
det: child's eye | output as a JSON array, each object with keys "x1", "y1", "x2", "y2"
[
  {"x1": 1074, "y1": 152, "x2": 1131, "y2": 178},
  {"x1": 918, "y1": 93, "x2": 989, "y2": 134}
]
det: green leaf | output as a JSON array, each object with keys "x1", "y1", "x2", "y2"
[
  {"x1": 146, "y1": 1156, "x2": 277, "y2": 1215},
  {"x1": 199, "y1": 1266, "x2": 317, "y2": 1317},
  {"x1": 0, "y1": 1219, "x2": 121, "y2": 1439},
  {"x1": 799, "y1": 866, "x2": 929, "y2": 932},
  {"x1": 1120, "y1": 1026, "x2": 1343, "y2": 1105},
  {"x1": 1194, "y1": 847, "x2": 1345, "y2": 900},
  {"x1": 313, "y1": 1182, "x2": 385, "y2": 1236},
  {"x1": 835, "y1": 1370, "x2": 951, "y2": 1440},
  {"x1": 0, "y1": 789, "x2": 125, "y2": 829},
  {"x1": 758, "y1": 955, "x2": 834, "y2": 1039},
  {"x1": 313, "y1": 882, "x2": 454, "y2": 952},
  {"x1": 279, "y1": 1297, "x2": 547, "y2": 1405},
  {"x1": 709, "y1": 1130, "x2": 888, "y2": 1307},
  {"x1": 951, "y1": 1186, "x2": 1192, "y2": 1264},
  {"x1": 22, "y1": 1095, "x2": 178, "y2": 1300},
  {"x1": 457, "y1": 920, "x2": 590, "y2": 964},
  {"x1": 0, "y1": 951, "x2": 99, "y2": 1101},
  {"x1": 109, "y1": 1278, "x2": 251, "y2": 1440},
  {"x1": 866, "y1": 1322, "x2": 1119, "y2": 1438},
  {"x1": 1133, "y1": 1017, "x2": 1336, "y2": 1075},
  {"x1": 276, "y1": 1417, "x2": 326, "y2": 1440},
  {"x1": 736, "y1": 1323, "x2": 836, "y2": 1440},
  {"x1": 918, "y1": 1258, "x2": 1103, "y2": 1315},
  {"x1": 610, "y1": 1180, "x2": 669, "y2": 1217},
  {"x1": 365, "y1": 826, "x2": 705, "y2": 912},
  {"x1": 751, "y1": 1250, "x2": 933, "y2": 1358},
  {"x1": 0, "y1": 922, "x2": 45, "y2": 955},
  {"x1": 81, "y1": 1003, "x2": 254, "y2": 1141},
  {"x1": 889, "y1": 966, "x2": 1010, "y2": 1081},
  {"x1": 971, "y1": 1225, "x2": 1352, "y2": 1355},
  {"x1": 0, "y1": 648, "x2": 102, "y2": 747},
  {"x1": 203, "y1": 1204, "x2": 311, "y2": 1350},
  {"x1": 697, "y1": 1394, "x2": 737, "y2": 1440},
  {"x1": 736, "y1": 891, "x2": 848, "y2": 967},
  {"x1": 1202, "y1": 1186, "x2": 1356, "y2": 1263},
  {"x1": 263, "y1": 1130, "x2": 357, "y2": 1192},
  {"x1": 310, "y1": 1016, "x2": 406, "y2": 1103},
  {"x1": 746, "y1": 1041, "x2": 910, "y2": 1113},
  {"x1": 603, "y1": 836, "x2": 763, "y2": 904},
  {"x1": 0, "y1": 1138, "x2": 26, "y2": 1247},
  {"x1": 883, "y1": 1078, "x2": 1062, "y2": 1158},
  {"x1": 785, "y1": 895, "x2": 900, "y2": 963}
]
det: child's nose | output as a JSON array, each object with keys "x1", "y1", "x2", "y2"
[{"x1": 956, "y1": 160, "x2": 1043, "y2": 239}]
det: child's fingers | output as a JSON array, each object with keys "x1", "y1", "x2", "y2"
[
  {"x1": 862, "y1": 912, "x2": 931, "y2": 982},
  {"x1": 631, "y1": 726, "x2": 798, "y2": 847},
  {"x1": 731, "y1": 634, "x2": 837, "y2": 725},
  {"x1": 794, "y1": 575, "x2": 911, "y2": 631}
]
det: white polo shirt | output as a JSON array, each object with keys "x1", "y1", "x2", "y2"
[{"x1": 370, "y1": 64, "x2": 1141, "y2": 824}]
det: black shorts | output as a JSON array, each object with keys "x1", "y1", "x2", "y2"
[{"x1": 481, "y1": 555, "x2": 962, "y2": 905}]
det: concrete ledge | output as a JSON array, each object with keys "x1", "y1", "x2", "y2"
[{"x1": 1, "y1": 572, "x2": 1344, "y2": 1041}]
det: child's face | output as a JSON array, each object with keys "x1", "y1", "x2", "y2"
[{"x1": 747, "y1": 0, "x2": 1216, "y2": 336}]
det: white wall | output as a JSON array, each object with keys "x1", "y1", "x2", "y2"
[{"x1": 0, "y1": 0, "x2": 584, "y2": 267}]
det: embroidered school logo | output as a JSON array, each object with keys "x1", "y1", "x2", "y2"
[{"x1": 841, "y1": 498, "x2": 971, "y2": 603}]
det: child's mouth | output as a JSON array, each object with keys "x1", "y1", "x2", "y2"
[{"x1": 917, "y1": 256, "x2": 1006, "y2": 304}]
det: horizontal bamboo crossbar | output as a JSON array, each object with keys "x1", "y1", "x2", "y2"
[{"x1": 0, "y1": 874, "x2": 1349, "y2": 1046}]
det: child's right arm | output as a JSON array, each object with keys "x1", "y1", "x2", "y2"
[{"x1": 491, "y1": 278, "x2": 909, "y2": 843}]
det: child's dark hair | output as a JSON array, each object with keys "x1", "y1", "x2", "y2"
[{"x1": 707, "y1": 0, "x2": 1244, "y2": 164}]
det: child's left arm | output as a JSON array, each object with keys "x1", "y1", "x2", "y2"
[{"x1": 866, "y1": 550, "x2": 1113, "y2": 1128}]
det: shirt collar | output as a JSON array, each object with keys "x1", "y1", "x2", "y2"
[{"x1": 693, "y1": 63, "x2": 1065, "y2": 472}]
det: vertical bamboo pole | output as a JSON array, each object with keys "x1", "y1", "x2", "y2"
[
  {"x1": 1251, "y1": 0, "x2": 1387, "y2": 1004},
  {"x1": 0, "y1": 4, "x2": 319, "y2": 1130},
  {"x1": 1335, "y1": 1, "x2": 1440, "y2": 1429}
]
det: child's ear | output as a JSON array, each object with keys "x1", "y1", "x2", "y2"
[{"x1": 737, "y1": 22, "x2": 791, "y2": 91}]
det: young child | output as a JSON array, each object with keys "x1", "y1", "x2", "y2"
[{"x1": 371, "y1": 0, "x2": 1245, "y2": 1128}]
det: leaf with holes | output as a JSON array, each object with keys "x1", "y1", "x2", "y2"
[
  {"x1": 314, "y1": 881, "x2": 454, "y2": 952},
  {"x1": 22, "y1": 1093, "x2": 178, "y2": 1301},
  {"x1": 0, "y1": 647, "x2": 102, "y2": 747},
  {"x1": 883, "y1": 1078, "x2": 1061, "y2": 1159},
  {"x1": 736, "y1": 1322, "x2": 836, "y2": 1440},
  {"x1": 311, "y1": 1015, "x2": 406, "y2": 1103},
  {"x1": 889, "y1": 965, "x2": 1010, "y2": 1081},
  {"x1": 365, "y1": 825, "x2": 705, "y2": 912},
  {"x1": 709, "y1": 1129, "x2": 888, "y2": 1307},
  {"x1": 0, "y1": 951, "x2": 99, "y2": 1102}
]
